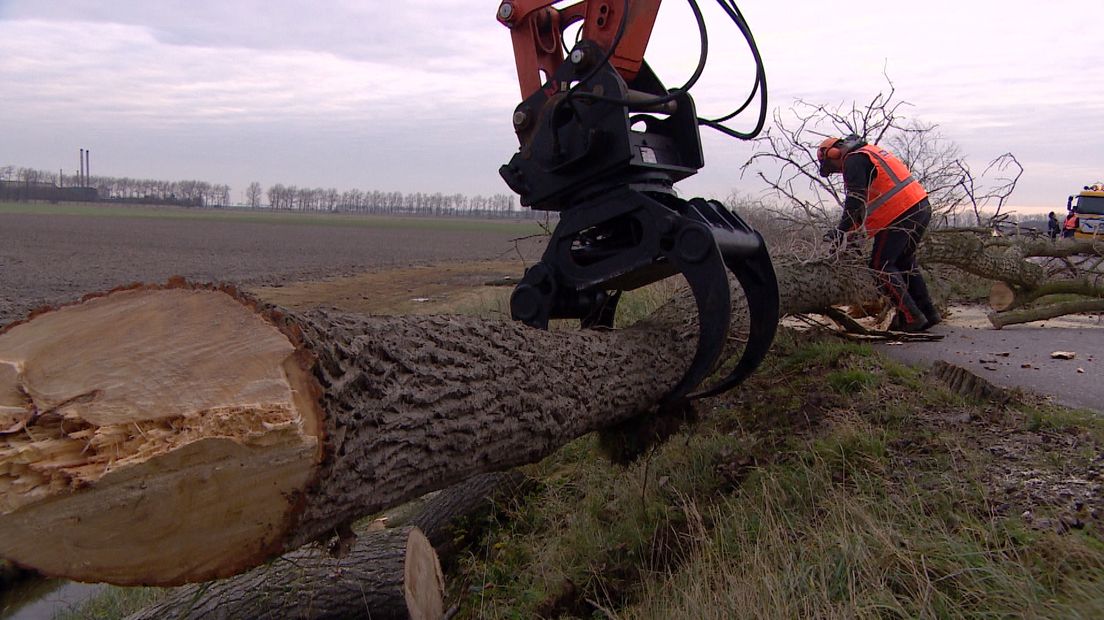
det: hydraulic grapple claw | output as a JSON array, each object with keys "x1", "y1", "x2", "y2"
[
  {"x1": 497, "y1": 5, "x2": 777, "y2": 402},
  {"x1": 510, "y1": 189, "x2": 779, "y2": 403},
  {"x1": 686, "y1": 199, "x2": 780, "y2": 400}
]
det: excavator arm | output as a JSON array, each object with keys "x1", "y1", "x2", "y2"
[
  {"x1": 496, "y1": 0, "x2": 779, "y2": 405},
  {"x1": 497, "y1": 0, "x2": 660, "y2": 99}
]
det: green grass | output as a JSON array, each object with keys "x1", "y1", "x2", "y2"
[
  {"x1": 51, "y1": 588, "x2": 164, "y2": 620},
  {"x1": 57, "y1": 329, "x2": 1104, "y2": 619},
  {"x1": 0, "y1": 201, "x2": 544, "y2": 234},
  {"x1": 826, "y1": 369, "x2": 881, "y2": 394},
  {"x1": 447, "y1": 331, "x2": 1104, "y2": 619},
  {"x1": 1021, "y1": 402, "x2": 1104, "y2": 440},
  {"x1": 613, "y1": 279, "x2": 682, "y2": 328}
]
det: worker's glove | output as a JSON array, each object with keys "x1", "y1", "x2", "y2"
[{"x1": 823, "y1": 227, "x2": 845, "y2": 249}]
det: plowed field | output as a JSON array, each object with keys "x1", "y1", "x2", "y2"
[{"x1": 0, "y1": 203, "x2": 543, "y2": 325}]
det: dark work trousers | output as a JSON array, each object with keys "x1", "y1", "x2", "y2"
[{"x1": 869, "y1": 199, "x2": 934, "y2": 324}]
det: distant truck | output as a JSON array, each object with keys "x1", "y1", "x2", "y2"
[{"x1": 1067, "y1": 183, "x2": 1104, "y2": 239}]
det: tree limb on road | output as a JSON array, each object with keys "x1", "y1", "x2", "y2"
[{"x1": 920, "y1": 230, "x2": 1104, "y2": 327}]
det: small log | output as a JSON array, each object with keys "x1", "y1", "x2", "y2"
[
  {"x1": 125, "y1": 526, "x2": 443, "y2": 620},
  {"x1": 988, "y1": 299, "x2": 1104, "y2": 329},
  {"x1": 126, "y1": 471, "x2": 527, "y2": 619}
]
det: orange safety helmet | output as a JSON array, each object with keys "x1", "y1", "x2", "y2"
[
  {"x1": 816, "y1": 135, "x2": 865, "y2": 177},
  {"x1": 816, "y1": 137, "x2": 844, "y2": 177}
]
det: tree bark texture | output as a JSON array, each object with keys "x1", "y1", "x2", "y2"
[
  {"x1": 125, "y1": 526, "x2": 443, "y2": 620},
  {"x1": 921, "y1": 231, "x2": 1104, "y2": 328},
  {"x1": 0, "y1": 258, "x2": 870, "y2": 586},
  {"x1": 988, "y1": 299, "x2": 1104, "y2": 329},
  {"x1": 126, "y1": 471, "x2": 526, "y2": 620}
]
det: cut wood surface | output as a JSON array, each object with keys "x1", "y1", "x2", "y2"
[
  {"x1": 989, "y1": 281, "x2": 1015, "y2": 312},
  {"x1": 0, "y1": 258, "x2": 870, "y2": 586},
  {"x1": 0, "y1": 283, "x2": 323, "y2": 584}
]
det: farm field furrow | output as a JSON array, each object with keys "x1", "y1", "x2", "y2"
[{"x1": 0, "y1": 205, "x2": 543, "y2": 325}]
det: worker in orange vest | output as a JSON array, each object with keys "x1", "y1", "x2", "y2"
[
  {"x1": 1063, "y1": 210, "x2": 1079, "y2": 239},
  {"x1": 818, "y1": 135, "x2": 940, "y2": 332}
]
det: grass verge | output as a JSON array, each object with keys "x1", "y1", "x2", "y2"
[{"x1": 449, "y1": 330, "x2": 1104, "y2": 618}]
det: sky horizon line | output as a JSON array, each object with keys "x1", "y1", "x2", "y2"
[{"x1": 2, "y1": 1, "x2": 1100, "y2": 218}]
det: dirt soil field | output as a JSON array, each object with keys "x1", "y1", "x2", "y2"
[
  {"x1": 0, "y1": 207, "x2": 542, "y2": 325},
  {"x1": 252, "y1": 261, "x2": 524, "y2": 317}
]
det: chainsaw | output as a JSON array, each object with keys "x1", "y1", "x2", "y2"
[{"x1": 496, "y1": 0, "x2": 778, "y2": 404}]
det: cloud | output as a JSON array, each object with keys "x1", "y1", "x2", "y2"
[
  {"x1": 1, "y1": 0, "x2": 1101, "y2": 209},
  {"x1": 0, "y1": 18, "x2": 516, "y2": 127},
  {"x1": 1, "y1": 1, "x2": 497, "y2": 64}
]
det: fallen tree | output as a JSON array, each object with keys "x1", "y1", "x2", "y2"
[
  {"x1": 0, "y1": 255, "x2": 872, "y2": 587},
  {"x1": 1, "y1": 223, "x2": 1099, "y2": 588},
  {"x1": 920, "y1": 230, "x2": 1104, "y2": 327}
]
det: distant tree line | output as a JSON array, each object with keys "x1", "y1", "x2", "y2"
[
  {"x1": 0, "y1": 165, "x2": 229, "y2": 207},
  {"x1": 2, "y1": 165, "x2": 532, "y2": 219},
  {"x1": 257, "y1": 183, "x2": 520, "y2": 218}
]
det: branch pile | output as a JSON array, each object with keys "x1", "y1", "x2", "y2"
[{"x1": 921, "y1": 230, "x2": 1104, "y2": 327}]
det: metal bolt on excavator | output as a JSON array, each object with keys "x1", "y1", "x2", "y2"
[{"x1": 497, "y1": 0, "x2": 780, "y2": 405}]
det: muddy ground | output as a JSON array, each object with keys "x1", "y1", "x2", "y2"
[{"x1": 0, "y1": 208, "x2": 542, "y2": 325}]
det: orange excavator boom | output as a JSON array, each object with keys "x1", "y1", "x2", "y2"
[{"x1": 496, "y1": 0, "x2": 661, "y2": 98}]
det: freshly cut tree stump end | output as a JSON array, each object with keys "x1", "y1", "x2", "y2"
[
  {"x1": 405, "y1": 527, "x2": 446, "y2": 620},
  {"x1": 0, "y1": 284, "x2": 324, "y2": 585},
  {"x1": 989, "y1": 281, "x2": 1015, "y2": 312}
]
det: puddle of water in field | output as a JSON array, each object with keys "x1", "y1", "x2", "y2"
[{"x1": 0, "y1": 578, "x2": 104, "y2": 620}]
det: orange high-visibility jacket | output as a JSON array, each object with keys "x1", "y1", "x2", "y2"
[
  {"x1": 1064, "y1": 214, "x2": 1079, "y2": 230},
  {"x1": 845, "y1": 145, "x2": 928, "y2": 234}
]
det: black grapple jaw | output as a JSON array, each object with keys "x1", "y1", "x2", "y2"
[
  {"x1": 509, "y1": 190, "x2": 779, "y2": 405},
  {"x1": 502, "y1": 46, "x2": 779, "y2": 403}
]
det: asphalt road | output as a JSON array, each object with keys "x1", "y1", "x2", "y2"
[{"x1": 878, "y1": 307, "x2": 1103, "y2": 413}]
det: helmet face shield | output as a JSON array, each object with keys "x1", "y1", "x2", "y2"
[{"x1": 816, "y1": 137, "x2": 842, "y2": 177}]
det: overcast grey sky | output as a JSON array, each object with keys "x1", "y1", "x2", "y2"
[{"x1": 1, "y1": 1, "x2": 1100, "y2": 213}]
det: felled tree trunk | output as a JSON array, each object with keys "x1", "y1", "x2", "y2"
[
  {"x1": 126, "y1": 472, "x2": 525, "y2": 620},
  {"x1": 921, "y1": 231, "x2": 1104, "y2": 328},
  {"x1": 0, "y1": 258, "x2": 870, "y2": 586}
]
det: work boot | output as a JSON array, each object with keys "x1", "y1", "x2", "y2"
[
  {"x1": 891, "y1": 310, "x2": 929, "y2": 332},
  {"x1": 890, "y1": 294, "x2": 928, "y2": 332},
  {"x1": 923, "y1": 309, "x2": 942, "y2": 328},
  {"x1": 917, "y1": 301, "x2": 942, "y2": 329}
]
